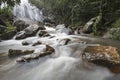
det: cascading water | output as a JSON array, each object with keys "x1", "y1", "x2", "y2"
[
  {"x1": 0, "y1": 0, "x2": 120, "y2": 80},
  {"x1": 1, "y1": 23, "x2": 120, "y2": 80},
  {"x1": 13, "y1": 0, "x2": 44, "y2": 22}
]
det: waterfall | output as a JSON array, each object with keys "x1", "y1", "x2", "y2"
[{"x1": 13, "y1": 0, "x2": 44, "y2": 22}]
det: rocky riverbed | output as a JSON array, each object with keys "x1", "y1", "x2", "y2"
[
  {"x1": 0, "y1": 0, "x2": 120, "y2": 80},
  {"x1": 0, "y1": 18, "x2": 120, "y2": 80}
]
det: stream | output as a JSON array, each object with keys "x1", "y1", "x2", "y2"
[{"x1": 0, "y1": 0, "x2": 120, "y2": 80}]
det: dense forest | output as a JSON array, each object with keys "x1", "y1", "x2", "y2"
[
  {"x1": 0, "y1": 0, "x2": 120, "y2": 40},
  {"x1": 29, "y1": 0, "x2": 120, "y2": 39}
]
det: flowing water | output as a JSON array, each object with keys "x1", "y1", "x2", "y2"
[
  {"x1": 13, "y1": 0, "x2": 44, "y2": 22},
  {"x1": 0, "y1": 0, "x2": 120, "y2": 80},
  {"x1": 0, "y1": 25, "x2": 120, "y2": 80}
]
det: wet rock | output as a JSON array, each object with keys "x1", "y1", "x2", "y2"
[
  {"x1": 16, "y1": 45, "x2": 55, "y2": 62},
  {"x1": 37, "y1": 22, "x2": 46, "y2": 30},
  {"x1": 22, "y1": 41, "x2": 30, "y2": 46},
  {"x1": 58, "y1": 38, "x2": 71, "y2": 45},
  {"x1": 8, "y1": 49, "x2": 34, "y2": 57},
  {"x1": 15, "y1": 24, "x2": 40, "y2": 39},
  {"x1": 13, "y1": 20, "x2": 29, "y2": 31},
  {"x1": 82, "y1": 45, "x2": 120, "y2": 73},
  {"x1": 32, "y1": 41, "x2": 42, "y2": 46},
  {"x1": 15, "y1": 31, "x2": 26, "y2": 40},
  {"x1": 1, "y1": 31, "x2": 17, "y2": 40},
  {"x1": 45, "y1": 45, "x2": 55, "y2": 53},
  {"x1": 82, "y1": 17, "x2": 96, "y2": 33},
  {"x1": 70, "y1": 26, "x2": 83, "y2": 35},
  {"x1": 39, "y1": 30, "x2": 50, "y2": 37}
]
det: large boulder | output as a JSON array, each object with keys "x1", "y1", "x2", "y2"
[
  {"x1": 8, "y1": 49, "x2": 34, "y2": 57},
  {"x1": 16, "y1": 45, "x2": 55, "y2": 62},
  {"x1": 15, "y1": 31, "x2": 26, "y2": 40},
  {"x1": 15, "y1": 24, "x2": 41, "y2": 39},
  {"x1": 13, "y1": 20, "x2": 29, "y2": 31},
  {"x1": 82, "y1": 18, "x2": 96, "y2": 33},
  {"x1": 82, "y1": 45, "x2": 120, "y2": 66},
  {"x1": 82, "y1": 45, "x2": 120, "y2": 73}
]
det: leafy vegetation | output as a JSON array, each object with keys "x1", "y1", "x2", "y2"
[
  {"x1": 0, "y1": 0, "x2": 20, "y2": 7},
  {"x1": 0, "y1": 0, "x2": 20, "y2": 16},
  {"x1": 0, "y1": 7, "x2": 12, "y2": 17},
  {"x1": 0, "y1": 0, "x2": 19, "y2": 37},
  {"x1": 108, "y1": 18, "x2": 120, "y2": 40},
  {"x1": 29, "y1": 0, "x2": 120, "y2": 40},
  {"x1": 4, "y1": 22, "x2": 16, "y2": 33},
  {"x1": 0, "y1": 0, "x2": 120, "y2": 40}
]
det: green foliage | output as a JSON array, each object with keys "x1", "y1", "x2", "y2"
[
  {"x1": 30, "y1": 0, "x2": 120, "y2": 40},
  {"x1": 112, "y1": 33, "x2": 120, "y2": 40},
  {"x1": 109, "y1": 28, "x2": 120, "y2": 40},
  {"x1": 0, "y1": 0, "x2": 20, "y2": 16},
  {"x1": 30, "y1": 0, "x2": 120, "y2": 25},
  {"x1": 109, "y1": 18, "x2": 120, "y2": 40},
  {"x1": 0, "y1": 0, "x2": 20, "y2": 7},
  {"x1": 112, "y1": 18, "x2": 120, "y2": 28},
  {"x1": 0, "y1": 7, "x2": 12, "y2": 16},
  {"x1": 29, "y1": 0, "x2": 44, "y2": 9},
  {"x1": 92, "y1": 13, "x2": 102, "y2": 35},
  {"x1": 4, "y1": 22, "x2": 16, "y2": 33}
]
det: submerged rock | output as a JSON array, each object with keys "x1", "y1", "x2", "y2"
[
  {"x1": 16, "y1": 45, "x2": 55, "y2": 62},
  {"x1": 58, "y1": 38, "x2": 71, "y2": 45},
  {"x1": 32, "y1": 41, "x2": 42, "y2": 46},
  {"x1": 8, "y1": 49, "x2": 34, "y2": 57},
  {"x1": 22, "y1": 41, "x2": 30, "y2": 46},
  {"x1": 39, "y1": 30, "x2": 50, "y2": 37},
  {"x1": 15, "y1": 24, "x2": 41, "y2": 39}
]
